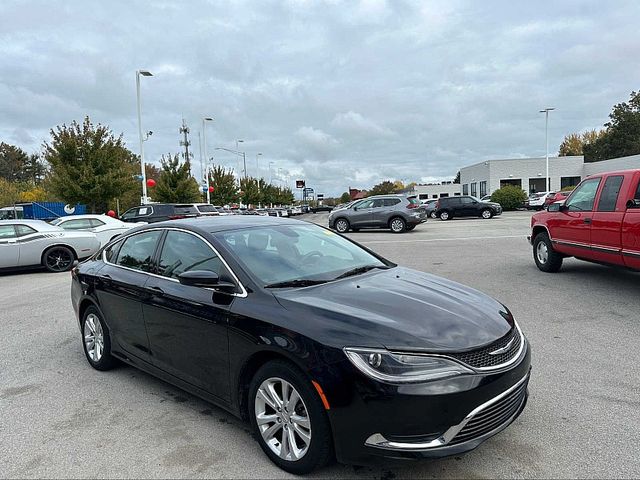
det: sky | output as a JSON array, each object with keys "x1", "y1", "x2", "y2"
[{"x1": 1, "y1": 0, "x2": 639, "y2": 196}]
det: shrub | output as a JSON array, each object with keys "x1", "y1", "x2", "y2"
[{"x1": 490, "y1": 185, "x2": 527, "y2": 210}]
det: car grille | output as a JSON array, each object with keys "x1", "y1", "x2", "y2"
[
  {"x1": 450, "y1": 376, "x2": 529, "y2": 445},
  {"x1": 447, "y1": 327, "x2": 522, "y2": 369}
]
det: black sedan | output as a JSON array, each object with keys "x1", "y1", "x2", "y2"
[{"x1": 71, "y1": 216, "x2": 530, "y2": 474}]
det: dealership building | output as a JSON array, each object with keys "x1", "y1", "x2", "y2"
[{"x1": 459, "y1": 153, "x2": 640, "y2": 197}]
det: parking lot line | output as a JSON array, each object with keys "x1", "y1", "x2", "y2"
[{"x1": 360, "y1": 234, "x2": 525, "y2": 244}]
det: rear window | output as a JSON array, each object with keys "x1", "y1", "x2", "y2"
[
  {"x1": 384, "y1": 198, "x2": 401, "y2": 206},
  {"x1": 197, "y1": 205, "x2": 217, "y2": 213},
  {"x1": 597, "y1": 175, "x2": 624, "y2": 212},
  {"x1": 173, "y1": 205, "x2": 199, "y2": 215},
  {"x1": 407, "y1": 197, "x2": 419, "y2": 205}
]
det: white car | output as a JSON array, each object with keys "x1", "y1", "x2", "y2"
[
  {"x1": 51, "y1": 214, "x2": 140, "y2": 247},
  {"x1": 191, "y1": 203, "x2": 220, "y2": 216},
  {"x1": 527, "y1": 191, "x2": 552, "y2": 210},
  {"x1": 0, "y1": 219, "x2": 100, "y2": 272}
]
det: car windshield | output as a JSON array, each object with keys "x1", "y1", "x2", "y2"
[{"x1": 218, "y1": 224, "x2": 388, "y2": 287}]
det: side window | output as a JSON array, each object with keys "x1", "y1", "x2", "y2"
[
  {"x1": 59, "y1": 219, "x2": 93, "y2": 230},
  {"x1": 635, "y1": 180, "x2": 640, "y2": 200},
  {"x1": 120, "y1": 208, "x2": 137, "y2": 220},
  {"x1": 104, "y1": 240, "x2": 122, "y2": 263},
  {"x1": 15, "y1": 225, "x2": 37, "y2": 237},
  {"x1": 566, "y1": 178, "x2": 601, "y2": 212},
  {"x1": 115, "y1": 230, "x2": 162, "y2": 272},
  {"x1": 597, "y1": 176, "x2": 624, "y2": 212},
  {"x1": 158, "y1": 230, "x2": 224, "y2": 279},
  {"x1": 0, "y1": 225, "x2": 16, "y2": 239},
  {"x1": 90, "y1": 218, "x2": 106, "y2": 227},
  {"x1": 461, "y1": 197, "x2": 474, "y2": 204},
  {"x1": 356, "y1": 200, "x2": 373, "y2": 209},
  {"x1": 371, "y1": 199, "x2": 385, "y2": 208},
  {"x1": 383, "y1": 198, "x2": 401, "y2": 207}
]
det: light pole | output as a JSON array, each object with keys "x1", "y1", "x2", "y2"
[
  {"x1": 268, "y1": 161, "x2": 275, "y2": 184},
  {"x1": 215, "y1": 147, "x2": 246, "y2": 180},
  {"x1": 202, "y1": 117, "x2": 213, "y2": 203},
  {"x1": 136, "y1": 69, "x2": 153, "y2": 204},
  {"x1": 235, "y1": 140, "x2": 247, "y2": 179},
  {"x1": 255, "y1": 152, "x2": 262, "y2": 178},
  {"x1": 539, "y1": 107, "x2": 555, "y2": 192}
]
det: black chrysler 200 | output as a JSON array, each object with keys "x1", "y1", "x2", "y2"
[{"x1": 71, "y1": 216, "x2": 530, "y2": 474}]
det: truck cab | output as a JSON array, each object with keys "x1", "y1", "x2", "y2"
[{"x1": 529, "y1": 169, "x2": 640, "y2": 272}]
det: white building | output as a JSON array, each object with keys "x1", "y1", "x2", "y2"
[
  {"x1": 412, "y1": 183, "x2": 461, "y2": 200},
  {"x1": 459, "y1": 154, "x2": 640, "y2": 197}
]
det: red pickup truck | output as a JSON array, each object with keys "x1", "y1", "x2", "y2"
[{"x1": 529, "y1": 169, "x2": 640, "y2": 272}]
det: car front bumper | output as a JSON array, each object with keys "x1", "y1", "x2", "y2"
[{"x1": 325, "y1": 339, "x2": 531, "y2": 465}]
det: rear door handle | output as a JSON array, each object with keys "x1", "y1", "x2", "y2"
[{"x1": 584, "y1": 218, "x2": 592, "y2": 224}]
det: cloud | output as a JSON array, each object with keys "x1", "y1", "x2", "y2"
[{"x1": 330, "y1": 111, "x2": 395, "y2": 137}]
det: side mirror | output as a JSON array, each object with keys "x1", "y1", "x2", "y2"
[
  {"x1": 547, "y1": 202, "x2": 563, "y2": 212},
  {"x1": 178, "y1": 270, "x2": 236, "y2": 292},
  {"x1": 627, "y1": 199, "x2": 640, "y2": 209}
]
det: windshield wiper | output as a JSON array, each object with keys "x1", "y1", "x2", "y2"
[
  {"x1": 264, "y1": 279, "x2": 329, "y2": 289},
  {"x1": 333, "y1": 264, "x2": 389, "y2": 280}
]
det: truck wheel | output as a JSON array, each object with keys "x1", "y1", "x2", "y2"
[{"x1": 533, "y1": 233, "x2": 563, "y2": 273}]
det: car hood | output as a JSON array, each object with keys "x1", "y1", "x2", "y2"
[{"x1": 273, "y1": 267, "x2": 513, "y2": 352}]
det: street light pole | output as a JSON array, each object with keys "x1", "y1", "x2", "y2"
[
  {"x1": 136, "y1": 69, "x2": 153, "y2": 204},
  {"x1": 256, "y1": 152, "x2": 262, "y2": 178},
  {"x1": 539, "y1": 107, "x2": 555, "y2": 192},
  {"x1": 268, "y1": 161, "x2": 274, "y2": 184},
  {"x1": 202, "y1": 117, "x2": 213, "y2": 203}
]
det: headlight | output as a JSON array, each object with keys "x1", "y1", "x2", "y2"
[{"x1": 344, "y1": 347, "x2": 474, "y2": 384}]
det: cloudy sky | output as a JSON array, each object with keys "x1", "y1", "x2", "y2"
[{"x1": 1, "y1": 0, "x2": 639, "y2": 196}]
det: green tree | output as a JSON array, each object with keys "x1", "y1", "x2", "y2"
[
  {"x1": 240, "y1": 176, "x2": 262, "y2": 206},
  {"x1": 368, "y1": 180, "x2": 396, "y2": 196},
  {"x1": 23, "y1": 154, "x2": 47, "y2": 184},
  {"x1": 490, "y1": 185, "x2": 527, "y2": 211},
  {"x1": 152, "y1": 153, "x2": 200, "y2": 203},
  {"x1": 43, "y1": 117, "x2": 138, "y2": 213},
  {"x1": 558, "y1": 130, "x2": 606, "y2": 156},
  {"x1": 0, "y1": 142, "x2": 30, "y2": 182},
  {"x1": 339, "y1": 192, "x2": 351, "y2": 203},
  {"x1": 0, "y1": 177, "x2": 21, "y2": 205},
  {"x1": 453, "y1": 171, "x2": 460, "y2": 184},
  {"x1": 208, "y1": 165, "x2": 239, "y2": 205},
  {"x1": 583, "y1": 90, "x2": 640, "y2": 162}
]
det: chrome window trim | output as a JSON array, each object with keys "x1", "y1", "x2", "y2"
[
  {"x1": 102, "y1": 226, "x2": 248, "y2": 298},
  {"x1": 365, "y1": 372, "x2": 529, "y2": 451}
]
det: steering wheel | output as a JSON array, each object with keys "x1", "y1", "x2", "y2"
[{"x1": 300, "y1": 251, "x2": 323, "y2": 264}]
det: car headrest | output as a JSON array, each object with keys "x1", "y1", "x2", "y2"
[{"x1": 247, "y1": 233, "x2": 269, "y2": 250}]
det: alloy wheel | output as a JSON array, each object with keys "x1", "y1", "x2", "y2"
[
  {"x1": 84, "y1": 313, "x2": 104, "y2": 362},
  {"x1": 482, "y1": 209, "x2": 492, "y2": 219},
  {"x1": 440, "y1": 211, "x2": 449, "y2": 220},
  {"x1": 391, "y1": 218, "x2": 405, "y2": 232},
  {"x1": 255, "y1": 377, "x2": 312, "y2": 462},
  {"x1": 335, "y1": 219, "x2": 348, "y2": 233},
  {"x1": 45, "y1": 248, "x2": 73, "y2": 272},
  {"x1": 536, "y1": 241, "x2": 549, "y2": 264}
]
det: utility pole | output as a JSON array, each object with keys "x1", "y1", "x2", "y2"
[{"x1": 179, "y1": 118, "x2": 192, "y2": 174}]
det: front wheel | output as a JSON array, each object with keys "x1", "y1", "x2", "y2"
[
  {"x1": 249, "y1": 361, "x2": 333, "y2": 474},
  {"x1": 334, "y1": 218, "x2": 350, "y2": 233},
  {"x1": 533, "y1": 233, "x2": 563, "y2": 272},
  {"x1": 439, "y1": 210, "x2": 451, "y2": 221},
  {"x1": 481, "y1": 208, "x2": 493, "y2": 219}
]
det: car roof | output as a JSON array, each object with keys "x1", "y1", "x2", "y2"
[
  {"x1": 149, "y1": 215, "x2": 303, "y2": 234},
  {"x1": 55, "y1": 214, "x2": 117, "y2": 221},
  {"x1": 0, "y1": 219, "x2": 60, "y2": 230}
]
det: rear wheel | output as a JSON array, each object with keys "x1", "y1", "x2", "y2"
[
  {"x1": 43, "y1": 246, "x2": 75, "y2": 272},
  {"x1": 249, "y1": 361, "x2": 333, "y2": 474},
  {"x1": 429, "y1": 211, "x2": 437, "y2": 219},
  {"x1": 81, "y1": 306, "x2": 117, "y2": 371},
  {"x1": 389, "y1": 217, "x2": 406, "y2": 233},
  {"x1": 439, "y1": 210, "x2": 451, "y2": 221},
  {"x1": 334, "y1": 218, "x2": 349, "y2": 233},
  {"x1": 533, "y1": 233, "x2": 563, "y2": 272}
]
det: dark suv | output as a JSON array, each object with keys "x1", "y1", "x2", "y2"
[
  {"x1": 435, "y1": 196, "x2": 502, "y2": 221},
  {"x1": 328, "y1": 194, "x2": 426, "y2": 233},
  {"x1": 120, "y1": 204, "x2": 200, "y2": 223}
]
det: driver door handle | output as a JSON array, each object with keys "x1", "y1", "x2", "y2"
[{"x1": 584, "y1": 218, "x2": 592, "y2": 224}]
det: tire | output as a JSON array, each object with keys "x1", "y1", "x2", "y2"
[
  {"x1": 249, "y1": 360, "x2": 333, "y2": 474},
  {"x1": 406, "y1": 225, "x2": 416, "y2": 231},
  {"x1": 439, "y1": 210, "x2": 451, "y2": 221},
  {"x1": 42, "y1": 246, "x2": 75, "y2": 272},
  {"x1": 429, "y1": 211, "x2": 437, "y2": 219},
  {"x1": 389, "y1": 216, "x2": 406, "y2": 233},
  {"x1": 334, "y1": 218, "x2": 350, "y2": 233},
  {"x1": 481, "y1": 208, "x2": 493, "y2": 219},
  {"x1": 533, "y1": 233, "x2": 563, "y2": 273},
  {"x1": 81, "y1": 306, "x2": 117, "y2": 371}
]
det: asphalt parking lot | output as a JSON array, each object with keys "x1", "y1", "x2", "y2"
[{"x1": 1, "y1": 211, "x2": 638, "y2": 479}]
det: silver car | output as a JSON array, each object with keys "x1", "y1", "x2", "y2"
[{"x1": 0, "y1": 219, "x2": 100, "y2": 272}]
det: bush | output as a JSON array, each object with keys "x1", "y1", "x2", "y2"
[{"x1": 490, "y1": 185, "x2": 527, "y2": 210}]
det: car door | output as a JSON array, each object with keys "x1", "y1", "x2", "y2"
[
  {"x1": 589, "y1": 174, "x2": 626, "y2": 265},
  {"x1": 349, "y1": 199, "x2": 374, "y2": 227},
  {"x1": 95, "y1": 230, "x2": 163, "y2": 364},
  {"x1": 0, "y1": 225, "x2": 19, "y2": 268},
  {"x1": 369, "y1": 198, "x2": 387, "y2": 226},
  {"x1": 550, "y1": 177, "x2": 601, "y2": 257},
  {"x1": 142, "y1": 229, "x2": 232, "y2": 401},
  {"x1": 459, "y1": 197, "x2": 476, "y2": 216}
]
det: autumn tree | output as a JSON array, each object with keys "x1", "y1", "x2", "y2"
[
  {"x1": 368, "y1": 180, "x2": 397, "y2": 196},
  {"x1": 340, "y1": 192, "x2": 351, "y2": 203},
  {"x1": 43, "y1": 117, "x2": 138, "y2": 213},
  {"x1": 558, "y1": 130, "x2": 606, "y2": 156},
  {"x1": 152, "y1": 153, "x2": 200, "y2": 203}
]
